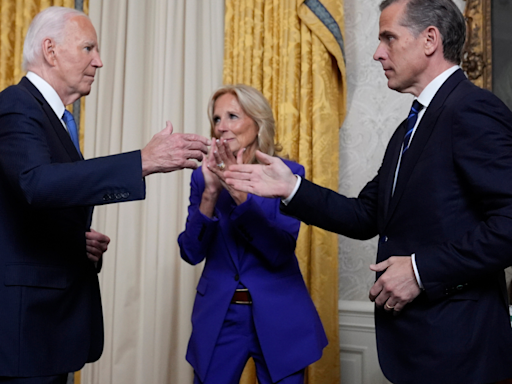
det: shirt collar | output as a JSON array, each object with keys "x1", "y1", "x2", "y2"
[
  {"x1": 26, "y1": 71, "x2": 66, "y2": 120},
  {"x1": 417, "y1": 65, "x2": 460, "y2": 108}
]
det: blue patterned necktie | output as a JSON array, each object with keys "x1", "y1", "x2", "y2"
[
  {"x1": 62, "y1": 110, "x2": 81, "y2": 153},
  {"x1": 392, "y1": 99, "x2": 424, "y2": 195},
  {"x1": 401, "y1": 100, "x2": 424, "y2": 155}
]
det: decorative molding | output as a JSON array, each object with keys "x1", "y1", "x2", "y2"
[
  {"x1": 338, "y1": 300, "x2": 375, "y2": 333},
  {"x1": 339, "y1": 299, "x2": 374, "y2": 315},
  {"x1": 339, "y1": 300, "x2": 391, "y2": 384},
  {"x1": 340, "y1": 345, "x2": 365, "y2": 384},
  {"x1": 462, "y1": 0, "x2": 492, "y2": 89}
]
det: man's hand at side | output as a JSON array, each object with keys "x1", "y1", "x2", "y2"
[
  {"x1": 141, "y1": 121, "x2": 210, "y2": 177},
  {"x1": 369, "y1": 256, "x2": 421, "y2": 312},
  {"x1": 86, "y1": 228, "x2": 110, "y2": 263}
]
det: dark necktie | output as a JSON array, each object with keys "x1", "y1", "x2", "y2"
[
  {"x1": 62, "y1": 110, "x2": 81, "y2": 153},
  {"x1": 401, "y1": 100, "x2": 424, "y2": 155},
  {"x1": 392, "y1": 100, "x2": 424, "y2": 196}
]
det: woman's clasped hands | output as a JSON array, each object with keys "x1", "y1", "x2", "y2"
[{"x1": 201, "y1": 139, "x2": 247, "y2": 213}]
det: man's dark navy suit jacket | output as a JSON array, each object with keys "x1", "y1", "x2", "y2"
[
  {"x1": 283, "y1": 69, "x2": 512, "y2": 384},
  {"x1": 0, "y1": 77, "x2": 146, "y2": 377}
]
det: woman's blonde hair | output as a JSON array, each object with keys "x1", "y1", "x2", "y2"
[{"x1": 207, "y1": 84, "x2": 281, "y2": 163}]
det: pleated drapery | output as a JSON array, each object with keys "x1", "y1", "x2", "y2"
[
  {"x1": 0, "y1": 0, "x2": 344, "y2": 382},
  {"x1": 0, "y1": 0, "x2": 74, "y2": 91},
  {"x1": 223, "y1": 1, "x2": 346, "y2": 383},
  {"x1": 82, "y1": 1, "x2": 225, "y2": 383},
  {"x1": 0, "y1": 0, "x2": 224, "y2": 382},
  {"x1": 0, "y1": 0, "x2": 89, "y2": 151}
]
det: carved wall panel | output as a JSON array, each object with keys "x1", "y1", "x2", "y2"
[{"x1": 462, "y1": 0, "x2": 492, "y2": 89}]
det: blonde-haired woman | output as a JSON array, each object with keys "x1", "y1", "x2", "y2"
[{"x1": 178, "y1": 84, "x2": 327, "y2": 384}]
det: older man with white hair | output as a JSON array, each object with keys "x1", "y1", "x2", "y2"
[{"x1": 0, "y1": 6, "x2": 209, "y2": 383}]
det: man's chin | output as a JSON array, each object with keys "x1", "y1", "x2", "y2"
[
  {"x1": 387, "y1": 79, "x2": 402, "y2": 92},
  {"x1": 80, "y1": 86, "x2": 92, "y2": 97}
]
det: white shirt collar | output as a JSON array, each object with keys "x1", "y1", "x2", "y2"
[
  {"x1": 392, "y1": 65, "x2": 461, "y2": 196},
  {"x1": 417, "y1": 65, "x2": 460, "y2": 108},
  {"x1": 26, "y1": 71, "x2": 66, "y2": 121}
]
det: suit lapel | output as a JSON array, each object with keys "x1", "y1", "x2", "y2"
[
  {"x1": 19, "y1": 77, "x2": 82, "y2": 162},
  {"x1": 18, "y1": 77, "x2": 90, "y2": 226},
  {"x1": 379, "y1": 120, "x2": 407, "y2": 223},
  {"x1": 384, "y1": 69, "x2": 467, "y2": 227}
]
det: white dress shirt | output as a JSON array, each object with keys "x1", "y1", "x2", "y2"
[{"x1": 26, "y1": 71, "x2": 69, "y2": 132}]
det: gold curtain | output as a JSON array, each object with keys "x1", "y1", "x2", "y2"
[
  {"x1": 0, "y1": 0, "x2": 88, "y2": 151},
  {"x1": 224, "y1": 0, "x2": 346, "y2": 383},
  {"x1": 0, "y1": 0, "x2": 78, "y2": 91}
]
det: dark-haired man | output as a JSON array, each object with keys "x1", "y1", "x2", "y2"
[{"x1": 224, "y1": 0, "x2": 512, "y2": 382}]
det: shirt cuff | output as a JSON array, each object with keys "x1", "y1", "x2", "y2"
[
  {"x1": 281, "y1": 175, "x2": 301, "y2": 206},
  {"x1": 411, "y1": 253, "x2": 424, "y2": 289}
]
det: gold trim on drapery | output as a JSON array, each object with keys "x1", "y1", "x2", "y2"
[{"x1": 224, "y1": 0, "x2": 346, "y2": 383}]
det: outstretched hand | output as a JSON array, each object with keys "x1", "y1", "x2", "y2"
[
  {"x1": 141, "y1": 121, "x2": 210, "y2": 177},
  {"x1": 224, "y1": 150, "x2": 297, "y2": 199},
  {"x1": 368, "y1": 256, "x2": 421, "y2": 313}
]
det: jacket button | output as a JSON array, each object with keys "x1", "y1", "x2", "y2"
[{"x1": 234, "y1": 274, "x2": 239, "y2": 281}]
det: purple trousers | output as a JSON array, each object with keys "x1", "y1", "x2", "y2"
[{"x1": 193, "y1": 303, "x2": 305, "y2": 384}]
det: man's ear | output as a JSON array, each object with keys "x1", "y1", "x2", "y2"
[
  {"x1": 424, "y1": 26, "x2": 441, "y2": 57},
  {"x1": 41, "y1": 38, "x2": 57, "y2": 66}
]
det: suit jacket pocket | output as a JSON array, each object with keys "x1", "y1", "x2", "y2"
[
  {"x1": 447, "y1": 288, "x2": 480, "y2": 301},
  {"x1": 4, "y1": 264, "x2": 71, "y2": 289}
]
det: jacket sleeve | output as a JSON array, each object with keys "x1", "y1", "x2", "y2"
[
  {"x1": 282, "y1": 171, "x2": 380, "y2": 240},
  {"x1": 0, "y1": 85, "x2": 146, "y2": 208},
  {"x1": 177, "y1": 169, "x2": 220, "y2": 265},
  {"x1": 416, "y1": 90, "x2": 512, "y2": 300},
  {"x1": 228, "y1": 162, "x2": 303, "y2": 267},
  {"x1": 178, "y1": 162, "x2": 305, "y2": 268}
]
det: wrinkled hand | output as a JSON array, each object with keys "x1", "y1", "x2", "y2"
[
  {"x1": 224, "y1": 150, "x2": 297, "y2": 199},
  {"x1": 369, "y1": 256, "x2": 421, "y2": 313},
  {"x1": 141, "y1": 121, "x2": 210, "y2": 176},
  {"x1": 86, "y1": 228, "x2": 110, "y2": 263}
]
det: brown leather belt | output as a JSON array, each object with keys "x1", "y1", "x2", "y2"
[{"x1": 231, "y1": 288, "x2": 252, "y2": 305}]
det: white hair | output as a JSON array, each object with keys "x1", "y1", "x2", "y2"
[{"x1": 22, "y1": 6, "x2": 88, "y2": 71}]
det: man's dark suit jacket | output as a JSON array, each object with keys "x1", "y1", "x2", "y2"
[
  {"x1": 0, "y1": 77, "x2": 146, "y2": 377},
  {"x1": 283, "y1": 69, "x2": 512, "y2": 384}
]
